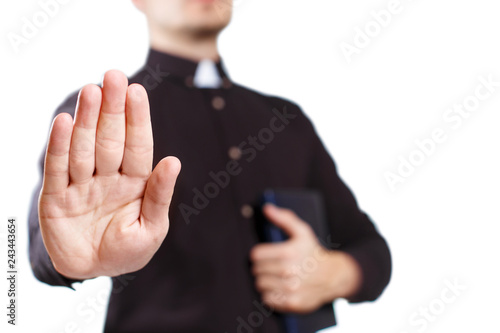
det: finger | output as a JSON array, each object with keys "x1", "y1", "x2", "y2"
[
  {"x1": 141, "y1": 156, "x2": 181, "y2": 232},
  {"x1": 262, "y1": 291, "x2": 300, "y2": 313},
  {"x1": 262, "y1": 203, "x2": 312, "y2": 239},
  {"x1": 95, "y1": 70, "x2": 128, "y2": 176},
  {"x1": 121, "y1": 84, "x2": 153, "y2": 178},
  {"x1": 69, "y1": 84, "x2": 102, "y2": 184},
  {"x1": 262, "y1": 291, "x2": 286, "y2": 310},
  {"x1": 255, "y1": 275, "x2": 282, "y2": 293},
  {"x1": 43, "y1": 113, "x2": 73, "y2": 194},
  {"x1": 250, "y1": 242, "x2": 291, "y2": 262},
  {"x1": 252, "y1": 259, "x2": 291, "y2": 277}
]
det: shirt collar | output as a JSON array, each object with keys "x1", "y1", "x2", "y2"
[{"x1": 145, "y1": 48, "x2": 232, "y2": 89}]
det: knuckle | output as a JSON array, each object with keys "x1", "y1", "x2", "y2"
[
  {"x1": 282, "y1": 247, "x2": 297, "y2": 260},
  {"x1": 249, "y1": 247, "x2": 260, "y2": 261},
  {"x1": 283, "y1": 296, "x2": 301, "y2": 312},
  {"x1": 71, "y1": 140, "x2": 94, "y2": 161},
  {"x1": 96, "y1": 133, "x2": 124, "y2": 151},
  {"x1": 284, "y1": 279, "x2": 300, "y2": 293},
  {"x1": 255, "y1": 278, "x2": 265, "y2": 292},
  {"x1": 112, "y1": 100, "x2": 126, "y2": 110},
  {"x1": 125, "y1": 142, "x2": 153, "y2": 157},
  {"x1": 251, "y1": 262, "x2": 263, "y2": 276},
  {"x1": 281, "y1": 267, "x2": 294, "y2": 279}
]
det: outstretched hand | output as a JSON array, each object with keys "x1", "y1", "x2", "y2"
[{"x1": 38, "y1": 70, "x2": 181, "y2": 279}]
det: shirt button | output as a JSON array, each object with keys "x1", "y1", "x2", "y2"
[
  {"x1": 241, "y1": 204, "x2": 254, "y2": 219},
  {"x1": 228, "y1": 146, "x2": 242, "y2": 160},
  {"x1": 212, "y1": 96, "x2": 225, "y2": 110}
]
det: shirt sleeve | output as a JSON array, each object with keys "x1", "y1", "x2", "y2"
[
  {"x1": 297, "y1": 104, "x2": 392, "y2": 303},
  {"x1": 28, "y1": 92, "x2": 84, "y2": 289}
]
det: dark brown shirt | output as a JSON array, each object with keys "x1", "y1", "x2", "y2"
[{"x1": 28, "y1": 49, "x2": 391, "y2": 333}]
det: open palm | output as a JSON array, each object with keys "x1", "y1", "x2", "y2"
[{"x1": 38, "y1": 70, "x2": 181, "y2": 279}]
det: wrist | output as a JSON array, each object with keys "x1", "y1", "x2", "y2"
[{"x1": 320, "y1": 250, "x2": 363, "y2": 302}]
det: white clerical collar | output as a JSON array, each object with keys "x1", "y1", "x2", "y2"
[{"x1": 193, "y1": 59, "x2": 223, "y2": 89}]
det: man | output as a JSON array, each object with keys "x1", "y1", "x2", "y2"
[{"x1": 28, "y1": 1, "x2": 391, "y2": 332}]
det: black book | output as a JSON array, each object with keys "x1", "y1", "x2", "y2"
[{"x1": 254, "y1": 188, "x2": 336, "y2": 333}]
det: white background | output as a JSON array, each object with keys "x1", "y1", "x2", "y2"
[{"x1": 1, "y1": 0, "x2": 499, "y2": 332}]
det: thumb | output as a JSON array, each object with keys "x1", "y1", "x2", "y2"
[
  {"x1": 262, "y1": 203, "x2": 312, "y2": 240},
  {"x1": 141, "y1": 156, "x2": 181, "y2": 232}
]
